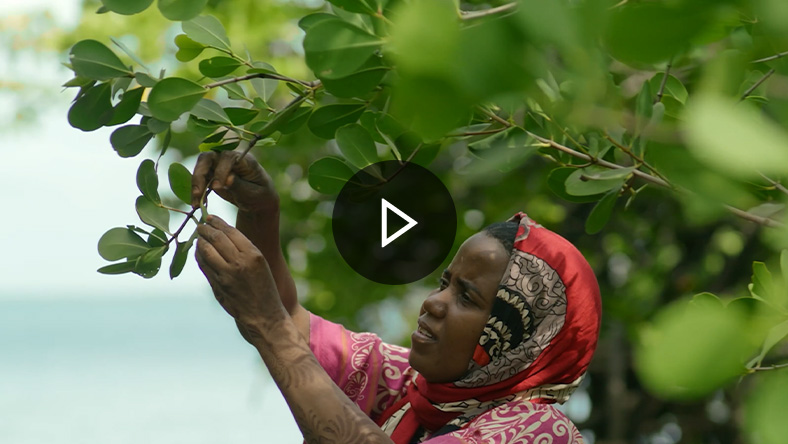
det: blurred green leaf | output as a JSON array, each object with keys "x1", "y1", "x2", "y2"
[
  {"x1": 134, "y1": 72, "x2": 158, "y2": 87},
  {"x1": 107, "y1": 87, "x2": 144, "y2": 126},
  {"x1": 652, "y1": 73, "x2": 689, "y2": 104},
  {"x1": 145, "y1": 117, "x2": 170, "y2": 134},
  {"x1": 168, "y1": 163, "x2": 193, "y2": 205},
  {"x1": 586, "y1": 189, "x2": 619, "y2": 235},
  {"x1": 308, "y1": 157, "x2": 355, "y2": 194},
  {"x1": 170, "y1": 240, "x2": 194, "y2": 279},
  {"x1": 98, "y1": 227, "x2": 150, "y2": 261},
  {"x1": 249, "y1": 62, "x2": 279, "y2": 102},
  {"x1": 199, "y1": 56, "x2": 242, "y2": 78},
  {"x1": 147, "y1": 78, "x2": 206, "y2": 122},
  {"x1": 336, "y1": 123, "x2": 378, "y2": 169},
  {"x1": 135, "y1": 196, "x2": 170, "y2": 233},
  {"x1": 636, "y1": 298, "x2": 754, "y2": 399},
  {"x1": 327, "y1": 0, "x2": 376, "y2": 14},
  {"x1": 158, "y1": 0, "x2": 208, "y2": 21},
  {"x1": 750, "y1": 319, "x2": 788, "y2": 369},
  {"x1": 69, "y1": 39, "x2": 133, "y2": 81},
  {"x1": 298, "y1": 13, "x2": 338, "y2": 31},
  {"x1": 547, "y1": 167, "x2": 605, "y2": 203},
  {"x1": 745, "y1": 371, "x2": 788, "y2": 444},
  {"x1": 565, "y1": 167, "x2": 628, "y2": 196},
  {"x1": 100, "y1": 0, "x2": 154, "y2": 15},
  {"x1": 110, "y1": 125, "x2": 153, "y2": 158},
  {"x1": 321, "y1": 56, "x2": 388, "y2": 98},
  {"x1": 136, "y1": 159, "x2": 160, "y2": 204},
  {"x1": 68, "y1": 82, "x2": 114, "y2": 132},
  {"x1": 182, "y1": 15, "x2": 231, "y2": 51},
  {"x1": 304, "y1": 19, "x2": 383, "y2": 79},
  {"x1": 277, "y1": 107, "x2": 312, "y2": 134},
  {"x1": 684, "y1": 94, "x2": 788, "y2": 177},
  {"x1": 307, "y1": 104, "x2": 366, "y2": 139}
]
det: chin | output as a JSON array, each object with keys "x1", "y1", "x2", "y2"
[{"x1": 408, "y1": 354, "x2": 462, "y2": 383}]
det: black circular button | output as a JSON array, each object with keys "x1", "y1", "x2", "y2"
[{"x1": 332, "y1": 161, "x2": 457, "y2": 285}]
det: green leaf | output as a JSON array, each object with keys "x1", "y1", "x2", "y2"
[
  {"x1": 307, "y1": 104, "x2": 366, "y2": 139},
  {"x1": 158, "y1": 0, "x2": 208, "y2": 21},
  {"x1": 63, "y1": 76, "x2": 94, "y2": 88},
  {"x1": 136, "y1": 159, "x2": 160, "y2": 203},
  {"x1": 225, "y1": 107, "x2": 259, "y2": 126},
  {"x1": 70, "y1": 40, "x2": 132, "y2": 81},
  {"x1": 135, "y1": 196, "x2": 170, "y2": 233},
  {"x1": 651, "y1": 73, "x2": 688, "y2": 104},
  {"x1": 68, "y1": 82, "x2": 114, "y2": 131},
  {"x1": 635, "y1": 298, "x2": 754, "y2": 399},
  {"x1": 277, "y1": 107, "x2": 312, "y2": 134},
  {"x1": 134, "y1": 72, "x2": 158, "y2": 87},
  {"x1": 98, "y1": 227, "x2": 150, "y2": 261},
  {"x1": 147, "y1": 78, "x2": 206, "y2": 122},
  {"x1": 100, "y1": 0, "x2": 153, "y2": 15},
  {"x1": 107, "y1": 87, "x2": 144, "y2": 126},
  {"x1": 148, "y1": 228, "x2": 167, "y2": 247},
  {"x1": 198, "y1": 56, "x2": 242, "y2": 78},
  {"x1": 750, "y1": 319, "x2": 788, "y2": 368},
  {"x1": 298, "y1": 13, "x2": 338, "y2": 31},
  {"x1": 221, "y1": 82, "x2": 248, "y2": 101},
  {"x1": 321, "y1": 56, "x2": 388, "y2": 98},
  {"x1": 146, "y1": 117, "x2": 170, "y2": 134},
  {"x1": 97, "y1": 260, "x2": 137, "y2": 275},
  {"x1": 174, "y1": 34, "x2": 205, "y2": 62},
  {"x1": 170, "y1": 240, "x2": 194, "y2": 279},
  {"x1": 684, "y1": 94, "x2": 788, "y2": 177},
  {"x1": 110, "y1": 37, "x2": 149, "y2": 72},
  {"x1": 745, "y1": 371, "x2": 788, "y2": 444},
  {"x1": 565, "y1": 167, "x2": 629, "y2": 196},
  {"x1": 249, "y1": 62, "x2": 279, "y2": 102},
  {"x1": 547, "y1": 168, "x2": 604, "y2": 203},
  {"x1": 190, "y1": 99, "x2": 232, "y2": 125},
  {"x1": 395, "y1": 132, "x2": 441, "y2": 167},
  {"x1": 635, "y1": 81, "x2": 652, "y2": 137},
  {"x1": 134, "y1": 246, "x2": 167, "y2": 279},
  {"x1": 585, "y1": 189, "x2": 619, "y2": 235},
  {"x1": 182, "y1": 15, "x2": 231, "y2": 52},
  {"x1": 307, "y1": 157, "x2": 355, "y2": 194},
  {"x1": 304, "y1": 19, "x2": 383, "y2": 79},
  {"x1": 110, "y1": 125, "x2": 153, "y2": 158},
  {"x1": 327, "y1": 0, "x2": 376, "y2": 14},
  {"x1": 336, "y1": 124, "x2": 378, "y2": 169},
  {"x1": 168, "y1": 162, "x2": 193, "y2": 205}
]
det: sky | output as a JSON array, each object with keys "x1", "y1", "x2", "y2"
[{"x1": 0, "y1": 0, "x2": 238, "y2": 298}]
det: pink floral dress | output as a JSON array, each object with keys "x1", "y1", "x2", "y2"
[{"x1": 309, "y1": 313, "x2": 585, "y2": 444}]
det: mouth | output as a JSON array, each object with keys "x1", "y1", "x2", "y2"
[{"x1": 413, "y1": 319, "x2": 438, "y2": 342}]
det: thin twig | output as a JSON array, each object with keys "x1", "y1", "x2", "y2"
[
  {"x1": 204, "y1": 73, "x2": 314, "y2": 90},
  {"x1": 749, "y1": 362, "x2": 788, "y2": 372},
  {"x1": 759, "y1": 172, "x2": 788, "y2": 197},
  {"x1": 655, "y1": 60, "x2": 673, "y2": 104},
  {"x1": 460, "y1": 3, "x2": 517, "y2": 20},
  {"x1": 739, "y1": 69, "x2": 775, "y2": 102},
  {"x1": 752, "y1": 51, "x2": 788, "y2": 64},
  {"x1": 166, "y1": 205, "x2": 201, "y2": 245},
  {"x1": 447, "y1": 127, "x2": 510, "y2": 137},
  {"x1": 604, "y1": 132, "x2": 669, "y2": 183}
]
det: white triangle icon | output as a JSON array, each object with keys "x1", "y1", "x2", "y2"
[{"x1": 381, "y1": 198, "x2": 418, "y2": 248}]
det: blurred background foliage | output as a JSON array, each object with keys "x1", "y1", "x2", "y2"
[{"x1": 9, "y1": 0, "x2": 788, "y2": 442}]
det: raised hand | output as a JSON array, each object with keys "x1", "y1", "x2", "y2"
[{"x1": 191, "y1": 151, "x2": 279, "y2": 214}]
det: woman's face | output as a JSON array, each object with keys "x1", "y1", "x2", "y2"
[{"x1": 409, "y1": 232, "x2": 511, "y2": 383}]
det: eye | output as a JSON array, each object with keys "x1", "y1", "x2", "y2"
[
  {"x1": 459, "y1": 292, "x2": 473, "y2": 304},
  {"x1": 438, "y1": 277, "x2": 449, "y2": 290}
]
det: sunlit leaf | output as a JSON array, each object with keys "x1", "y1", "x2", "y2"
[
  {"x1": 308, "y1": 157, "x2": 355, "y2": 194},
  {"x1": 321, "y1": 56, "x2": 388, "y2": 98},
  {"x1": 298, "y1": 13, "x2": 338, "y2": 31},
  {"x1": 70, "y1": 39, "x2": 132, "y2": 81},
  {"x1": 135, "y1": 196, "x2": 170, "y2": 233},
  {"x1": 107, "y1": 87, "x2": 144, "y2": 126},
  {"x1": 190, "y1": 98, "x2": 232, "y2": 125},
  {"x1": 136, "y1": 159, "x2": 160, "y2": 204},
  {"x1": 147, "y1": 78, "x2": 206, "y2": 122},
  {"x1": 98, "y1": 227, "x2": 150, "y2": 261},
  {"x1": 110, "y1": 125, "x2": 153, "y2": 158},
  {"x1": 158, "y1": 0, "x2": 208, "y2": 21},
  {"x1": 168, "y1": 163, "x2": 193, "y2": 205},
  {"x1": 249, "y1": 62, "x2": 279, "y2": 102},
  {"x1": 182, "y1": 15, "x2": 231, "y2": 52},
  {"x1": 225, "y1": 107, "x2": 259, "y2": 126},
  {"x1": 565, "y1": 167, "x2": 629, "y2": 196},
  {"x1": 174, "y1": 34, "x2": 205, "y2": 62},
  {"x1": 198, "y1": 56, "x2": 242, "y2": 78},
  {"x1": 327, "y1": 0, "x2": 376, "y2": 14}
]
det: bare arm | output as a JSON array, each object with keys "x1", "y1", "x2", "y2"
[
  {"x1": 195, "y1": 216, "x2": 393, "y2": 444},
  {"x1": 191, "y1": 151, "x2": 309, "y2": 342}
]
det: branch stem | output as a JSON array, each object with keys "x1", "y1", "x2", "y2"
[
  {"x1": 739, "y1": 69, "x2": 775, "y2": 102},
  {"x1": 204, "y1": 73, "x2": 314, "y2": 90},
  {"x1": 460, "y1": 3, "x2": 517, "y2": 20},
  {"x1": 750, "y1": 362, "x2": 788, "y2": 372},
  {"x1": 655, "y1": 60, "x2": 673, "y2": 104},
  {"x1": 752, "y1": 51, "x2": 788, "y2": 64}
]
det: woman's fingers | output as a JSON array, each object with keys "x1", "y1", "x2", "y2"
[
  {"x1": 206, "y1": 215, "x2": 256, "y2": 252},
  {"x1": 195, "y1": 231, "x2": 230, "y2": 271},
  {"x1": 191, "y1": 151, "x2": 218, "y2": 208}
]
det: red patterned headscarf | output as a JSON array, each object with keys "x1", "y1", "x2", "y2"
[{"x1": 377, "y1": 213, "x2": 602, "y2": 443}]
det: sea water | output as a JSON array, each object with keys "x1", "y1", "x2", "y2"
[{"x1": 0, "y1": 294, "x2": 302, "y2": 444}]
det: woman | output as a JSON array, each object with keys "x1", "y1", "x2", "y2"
[{"x1": 192, "y1": 152, "x2": 602, "y2": 443}]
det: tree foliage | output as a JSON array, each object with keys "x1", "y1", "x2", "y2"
[{"x1": 61, "y1": 0, "x2": 788, "y2": 441}]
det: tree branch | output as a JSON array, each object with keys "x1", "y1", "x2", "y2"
[
  {"x1": 655, "y1": 60, "x2": 673, "y2": 104},
  {"x1": 739, "y1": 68, "x2": 775, "y2": 102},
  {"x1": 749, "y1": 362, "x2": 788, "y2": 372},
  {"x1": 752, "y1": 51, "x2": 788, "y2": 64},
  {"x1": 760, "y1": 172, "x2": 788, "y2": 197},
  {"x1": 460, "y1": 3, "x2": 517, "y2": 20},
  {"x1": 204, "y1": 73, "x2": 315, "y2": 90}
]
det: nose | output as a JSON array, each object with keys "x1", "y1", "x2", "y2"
[{"x1": 421, "y1": 290, "x2": 449, "y2": 319}]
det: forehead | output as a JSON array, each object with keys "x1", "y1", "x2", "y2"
[{"x1": 447, "y1": 233, "x2": 510, "y2": 282}]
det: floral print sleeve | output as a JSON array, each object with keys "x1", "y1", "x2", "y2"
[
  {"x1": 424, "y1": 402, "x2": 584, "y2": 444},
  {"x1": 308, "y1": 312, "x2": 415, "y2": 420}
]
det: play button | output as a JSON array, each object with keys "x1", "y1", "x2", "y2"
[{"x1": 332, "y1": 161, "x2": 457, "y2": 285}]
